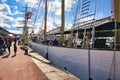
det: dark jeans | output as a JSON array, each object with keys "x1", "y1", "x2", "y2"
[{"x1": 0, "y1": 45, "x2": 2, "y2": 54}]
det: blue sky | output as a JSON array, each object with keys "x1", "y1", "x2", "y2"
[{"x1": 0, "y1": 0, "x2": 112, "y2": 34}]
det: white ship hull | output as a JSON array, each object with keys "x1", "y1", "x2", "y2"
[{"x1": 29, "y1": 42, "x2": 120, "y2": 80}]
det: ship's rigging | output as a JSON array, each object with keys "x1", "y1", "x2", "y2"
[
  {"x1": 28, "y1": 0, "x2": 120, "y2": 80},
  {"x1": 30, "y1": 0, "x2": 120, "y2": 46},
  {"x1": 42, "y1": 1, "x2": 120, "y2": 80}
]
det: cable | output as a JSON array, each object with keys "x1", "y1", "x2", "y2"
[{"x1": 33, "y1": 0, "x2": 42, "y2": 28}]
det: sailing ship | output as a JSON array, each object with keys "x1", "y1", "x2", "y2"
[{"x1": 29, "y1": 0, "x2": 120, "y2": 80}]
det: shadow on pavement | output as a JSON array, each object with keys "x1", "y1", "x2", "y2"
[
  {"x1": 29, "y1": 54, "x2": 51, "y2": 64},
  {"x1": 2, "y1": 53, "x2": 10, "y2": 58}
]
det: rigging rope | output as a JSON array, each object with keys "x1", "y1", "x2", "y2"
[
  {"x1": 49, "y1": 0, "x2": 55, "y2": 30},
  {"x1": 107, "y1": 0, "x2": 111, "y2": 16},
  {"x1": 108, "y1": 54, "x2": 114, "y2": 80},
  {"x1": 113, "y1": 21, "x2": 117, "y2": 80},
  {"x1": 107, "y1": 21, "x2": 117, "y2": 80},
  {"x1": 33, "y1": 0, "x2": 41, "y2": 28},
  {"x1": 65, "y1": 0, "x2": 69, "y2": 30},
  {"x1": 69, "y1": 0, "x2": 81, "y2": 47}
]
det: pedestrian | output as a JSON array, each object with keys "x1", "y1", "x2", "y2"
[
  {"x1": 3, "y1": 37, "x2": 7, "y2": 52},
  {"x1": 53, "y1": 39, "x2": 58, "y2": 46},
  {"x1": 14, "y1": 36, "x2": 17, "y2": 44},
  {"x1": 7, "y1": 37, "x2": 12, "y2": 55},
  {"x1": 12, "y1": 43, "x2": 17, "y2": 57},
  {"x1": 0, "y1": 36, "x2": 4, "y2": 55}
]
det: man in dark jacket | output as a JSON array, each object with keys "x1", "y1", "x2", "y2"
[
  {"x1": 7, "y1": 37, "x2": 12, "y2": 55},
  {"x1": 0, "y1": 36, "x2": 4, "y2": 54}
]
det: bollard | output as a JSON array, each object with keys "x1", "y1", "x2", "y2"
[
  {"x1": 88, "y1": 78, "x2": 93, "y2": 80},
  {"x1": 24, "y1": 47, "x2": 28, "y2": 55}
]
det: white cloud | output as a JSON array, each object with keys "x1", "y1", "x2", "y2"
[
  {"x1": 24, "y1": 0, "x2": 39, "y2": 7},
  {"x1": 30, "y1": 0, "x2": 75, "y2": 33},
  {"x1": 10, "y1": 20, "x2": 33, "y2": 34},
  {"x1": 0, "y1": 4, "x2": 11, "y2": 15},
  {"x1": 1, "y1": 22, "x2": 11, "y2": 28},
  {"x1": 65, "y1": 0, "x2": 75, "y2": 11},
  {"x1": 10, "y1": 10, "x2": 23, "y2": 15},
  {"x1": 11, "y1": 6, "x2": 18, "y2": 10},
  {"x1": 26, "y1": 0, "x2": 38, "y2": 4},
  {"x1": 16, "y1": 0, "x2": 19, "y2": 2},
  {"x1": 0, "y1": 4, "x2": 5, "y2": 10},
  {"x1": 1, "y1": 0, "x2": 7, "y2": 3},
  {"x1": 8, "y1": 29, "x2": 22, "y2": 34},
  {"x1": 47, "y1": 0, "x2": 74, "y2": 16},
  {"x1": 0, "y1": 14, "x2": 25, "y2": 34},
  {"x1": 46, "y1": 17, "x2": 61, "y2": 31},
  {"x1": 0, "y1": 0, "x2": 76, "y2": 34},
  {"x1": 0, "y1": 3, "x2": 25, "y2": 30},
  {"x1": 34, "y1": 26, "x2": 40, "y2": 34},
  {"x1": 0, "y1": 11, "x2": 7, "y2": 16},
  {"x1": 0, "y1": 1, "x2": 38, "y2": 34},
  {"x1": 3, "y1": 15, "x2": 14, "y2": 21},
  {"x1": 0, "y1": 15, "x2": 15, "y2": 28},
  {"x1": 55, "y1": 9, "x2": 61, "y2": 15},
  {"x1": 12, "y1": 17, "x2": 25, "y2": 28},
  {"x1": 0, "y1": 4, "x2": 23, "y2": 16},
  {"x1": 47, "y1": 1, "x2": 61, "y2": 16}
]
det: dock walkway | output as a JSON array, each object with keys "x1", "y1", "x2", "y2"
[{"x1": 0, "y1": 43, "x2": 79, "y2": 80}]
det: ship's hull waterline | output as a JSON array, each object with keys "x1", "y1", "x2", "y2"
[{"x1": 29, "y1": 42, "x2": 120, "y2": 80}]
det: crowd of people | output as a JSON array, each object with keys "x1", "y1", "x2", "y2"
[{"x1": 0, "y1": 36, "x2": 18, "y2": 57}]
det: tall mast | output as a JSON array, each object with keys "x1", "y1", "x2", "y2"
[
  {"x1": 113, "y1": 0, "x2": 120, "y2": 47},
  {"x1": 44, "y1": 0, "x2": 47, "y2": 39},
  {"x1": 113, "y1": 0, "x2": 120, "y2": 22},
  {"x1": 60, "y1": 0, "x2": 65, "y2": 44},
  {"x1": 24, "y1": 4, "x2": 28, "y2": 44}
]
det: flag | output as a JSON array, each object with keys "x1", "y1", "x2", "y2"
[{"x1": 25, "y1": 12, "x2": 32, "y2": 19}]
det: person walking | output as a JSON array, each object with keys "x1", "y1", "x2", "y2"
[
  {"x1": 3, "y1": 37, "x2": 7, "y2": 52},
  {"x1": 0, "y1": 36, "x2": 4, "y2": 55},
  {"x1": 7, "y1": 37, "x2": 12, "y2": 55},
  {"x1": 12, "y1": 43, "x2": 17, "y2": 57}
]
